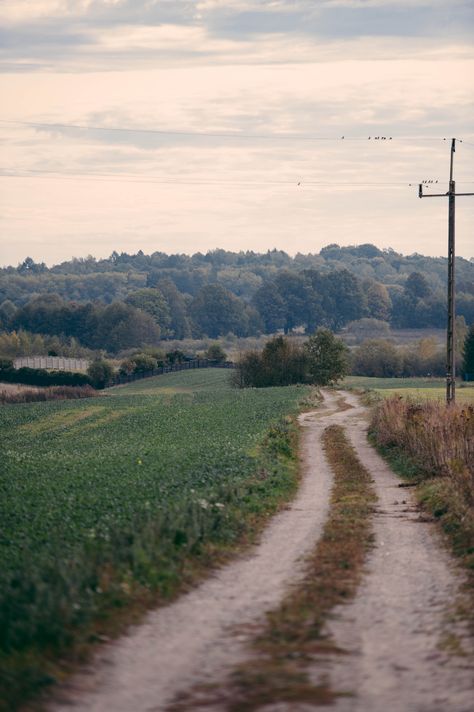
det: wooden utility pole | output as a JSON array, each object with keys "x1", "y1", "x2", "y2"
[{"x1": 419, "y1": 138, "x2": 474, "y2": 405}]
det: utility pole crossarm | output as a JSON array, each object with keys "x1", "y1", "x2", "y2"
[{"x1": 419, "y1": 188, "x2": 474, "y2": 198}]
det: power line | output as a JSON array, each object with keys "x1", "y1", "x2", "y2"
[
  {"x1": 0, "y1": 169, "x2": 451, "y2": 188},
  {"x1": 0, "y1": 119, "x2": 458, "y2": 143}
]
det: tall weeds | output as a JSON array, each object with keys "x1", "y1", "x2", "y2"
[
  {"x1": 0, "y1": 385, "x2": 96, "y2": 405},
  {"x1": 371, "y1": 396, "x2": 474, "y2": 586},
  {"x1": 371, "y1": 397, "x2": 474, "y2": 503}
]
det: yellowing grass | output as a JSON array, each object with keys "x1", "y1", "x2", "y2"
[
  {"x1": 380, "y1": 387, "x2": 474, "y2": 405},
  {"x1": 343, "y1": 376, "x2": 474, "y2": 405}
]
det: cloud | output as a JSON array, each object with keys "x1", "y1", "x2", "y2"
[
  {"x1": 1, "y1": 0, "x2": 473, "y2": 264},
  {"x1": 0, "y1": 0, "x2": 472, "y2": 73}
]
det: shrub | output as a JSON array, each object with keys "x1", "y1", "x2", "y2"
[
  {"x1": 166, "y1": 349, "x2": 187, "y2": 364},
  {"x1": 232, "y1": 336, "x2": 307, "y2": 388},
  {"x1": 232, "y1": 331, "x2": 347, "y2": 388},
  {"x1": 87, "y1": 359, "x2": 115, "y2": 389},
  {"x1": 351, "y1": 339, "x2": 403, "y2": 377},
  {"x1": 205, "y1": 343, "x2": 227, "y2": 363},
  {"x1": 0, "y1": 365, "x2": 92, "y2": 387},
  {"x1": 118, "y1": 353, "x2": 157, "y2": 377},
  {"x1": 142, "y1": 347, "x2": 166, "y2": 366}
]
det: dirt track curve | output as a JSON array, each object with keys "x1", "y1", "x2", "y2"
[{"x1": 49, "y1": 390, "x2": 474, "y2": 712}]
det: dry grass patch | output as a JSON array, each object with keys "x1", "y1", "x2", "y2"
[
  {"x1": 370, "y1": 396, "x2": 474, "y2": 633},
  {"x1": 371, "y1": 397, "x2": 473, "y2": 483},
  {"x1": 17, "y1": 406, "x2": 104, "y2": 434},
  {"x1": 0, "y1": 385, "x2": 96, "y2": 405}
]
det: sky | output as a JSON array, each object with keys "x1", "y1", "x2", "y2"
[{"x1": 0, "y1": 0, "x2": 473, "y2": 267}]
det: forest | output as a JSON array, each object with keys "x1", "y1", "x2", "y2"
[{"x1": 0, "y1": 244, "x2": 473, "y2": 354}]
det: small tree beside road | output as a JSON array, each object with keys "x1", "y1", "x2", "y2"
[{"x1": 304, "y1": 328, "x2": 349, "y2": 386}]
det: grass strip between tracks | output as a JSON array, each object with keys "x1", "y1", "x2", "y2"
[{"x1": 170, "y1": 424, "x2": 377, "y2": 711}]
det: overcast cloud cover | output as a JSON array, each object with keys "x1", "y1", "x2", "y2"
[{"x1": 0, "y1": 0, "x2": 473, "y2": 265}]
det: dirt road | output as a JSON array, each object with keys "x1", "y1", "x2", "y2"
[
  {"x1": 49, "y1": 391, "x2": 474, "y2": 712},
  {"x1": 314, "y1": 391, "x2": 474, "y2": 712}
]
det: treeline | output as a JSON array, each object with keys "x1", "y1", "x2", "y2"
[
  {"x1": 2, "y1": 245, "x2": 474, "y2": 307},
  {"x1": 1, "y1": 296, "x2": 159, "y2": 352},
  {"x1": 4, "y1": 246, "x2": 474, "y2": 297},
  {"x1": 0, "y1": 329, "x2": 97, "y2": 359},
  {"x1": 1, "y1": 245, "x2": 473, "y2": 353}
]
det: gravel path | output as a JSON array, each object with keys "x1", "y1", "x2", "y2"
[{"x1": 48, "y1": 391, "x2": 474, "y2": 712}]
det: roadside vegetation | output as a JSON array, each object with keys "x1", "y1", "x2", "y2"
[
  {"x1": 370, "y1": 396, "x2": 474, "y2": 627},
  {"x1": 0, "y1": 370, "x2": 308, "y2": 710},
  {"x1": 344, "y1": 375, "x2": 474, "y2": 406},
  {"x1": 233, "y1": 331, "x2": 348, "y2": 388}
]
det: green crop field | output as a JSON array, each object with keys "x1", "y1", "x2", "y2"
[
  {"x1": 343, "y1": 375, "x2": 474, "y2": 405},
  {"x1": 0, "y1": 370, "x2": 309, "y2": 709}
]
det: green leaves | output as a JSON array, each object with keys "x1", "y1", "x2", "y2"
[{"x1": 0, "y1": 369, "x2": 306, "y2": 707}]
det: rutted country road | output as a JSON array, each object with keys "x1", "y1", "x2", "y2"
[
  {"x1": 49, "y1": 391, "x2": 474, "y2": 712},
  {"x1": 312, "y1": 391, "x2": 474, "y2": 712}
]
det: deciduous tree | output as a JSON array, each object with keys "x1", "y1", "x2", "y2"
[{"x1": 304, "y1": 328, "x2": 349, "y2": 385}]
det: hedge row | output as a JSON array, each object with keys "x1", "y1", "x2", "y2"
[{"x1": 0, "y1": 363, "x2": 92, "y2": 387}]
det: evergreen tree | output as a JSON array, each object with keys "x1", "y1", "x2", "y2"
[
  {"x1": 304, "y1": 328, "x2": 349, "y2": 385},
  {"x1": 462, "y1": 324, "x2": 474, "y2": 378}
]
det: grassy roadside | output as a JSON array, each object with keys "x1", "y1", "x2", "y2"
[
  {"x1": 343, "y1": 376, "x2": 474, "y2": 406},
  {"x1": 369, "y1": 398, "x2": 474, "y2": 635},
  {"x1": 369, "y1": 442, "x2": 474, "y2": 623},
  {"x1": 0, "y1": 373, "x2": 309, "y2": 712},
  {"x1": 171, "y1": 424, "x2": 377, "y2": 711}
]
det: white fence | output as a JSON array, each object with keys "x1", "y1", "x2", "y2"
[{"x1": 13, "y1": 357, "x2": 90, "y2": 372}]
